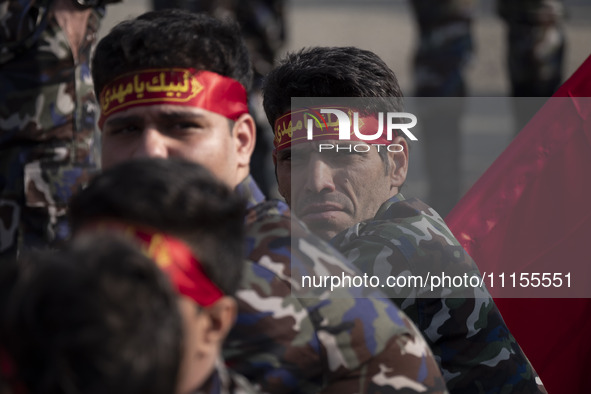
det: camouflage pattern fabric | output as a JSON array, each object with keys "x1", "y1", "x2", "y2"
[
  {"x1": 409, "y1": 0, "x2": 565, "y2": 97},
  {"x1": 331, "y1": 194, "x2": 546, "y2": 394},
  {"x1": 0, "y1": 1, "x2": 107, "y2": 262},
  {"x1": 224, "y1": 176, "x2": 448, "y2": 393},
  {"x1": 193, "y1": 360, "x2": 259, "y2": 394}
]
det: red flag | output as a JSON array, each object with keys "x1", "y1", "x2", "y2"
[{"x1": 446, "y1": 54, "x2": 591, "y2": 393}]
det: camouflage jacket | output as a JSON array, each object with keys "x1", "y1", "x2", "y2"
[
  {"x1": 0, "y1": 0, "x2": 104, "y2": 146},
  {"x1": 0, "y1": 0, "x2": 108, "y2": 258},
  {"x1": 193, "y1": 359, "x2": 259, "y2": 394},
  {"x1": 331, "y1": 194, "x2": 546, "y2": 394},
  {"x1": 224, "y1": 177, "x2": 448, "y2": 394}
]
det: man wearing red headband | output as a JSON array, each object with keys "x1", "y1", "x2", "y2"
[
  {"x1": 68, "y1": 158, "x2": 256, "y2": 393},
  {"x1": 262, "y1": 46, "x2": 545, "y2": 394},
  {"x1": 0, "y1": 234, "x2": 183, "y2": 394},
  {"x1": 91, "y1": 10, "x2": 446, "y2": 394}
]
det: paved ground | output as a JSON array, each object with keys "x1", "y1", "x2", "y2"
[{"x1": 98, "y1": 0, "x2": 591, "y2": 205}]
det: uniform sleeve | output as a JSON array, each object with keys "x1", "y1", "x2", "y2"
[
  {"x1": 227, "y1": 203, "x2": 447, "y2": 393},
  {"x1": 314, "y1": 296, "x2": 448, "y2": 394},
  {"x1": 334, "y1": 221, "x2": 546, "y2": 394}
]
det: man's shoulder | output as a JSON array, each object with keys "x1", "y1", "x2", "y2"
[
  {"x1": 331, "y1": 197, "x2": 545, "y2": 393},
  {"x1": 335, "y1": 197, "x2": 473, "y2": 268},
  {"x1": 228, "y1": 257, "x2": 440, "y2": 393},
  {"x1": 372, "y1": 197, "x2": 461, "y2": 244},
  {"x1": 244, "y1": 199, "x2": 359, "y2": 279},
  {"x1": 231, "y1": 201, "x2": 442, "y2": 392},
  {"x1": 244, "y1": 199, "x2": 291, "y2": 238}
]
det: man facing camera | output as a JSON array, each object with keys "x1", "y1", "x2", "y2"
[
  {"x1": 263, "y1": 46, "x2": 545, "y2": 394},
  {"x1": 90, "y1": 11, "x2": 446, "y2": 393},
  {"x1": 69, "y1": 158, "x2": 255, "y2": 393}
]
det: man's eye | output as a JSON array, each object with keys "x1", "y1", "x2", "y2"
[
  {"x1": 171, "y1": 122, "x2": 202, "y2": 131},
  {"x1": 338, "y1": 148, "x2": 367, "y2": 157},
  {"x1": 277, "y1": 151, "x2": 291, "y2": 162},
  {"x1": 107, "y1": 125, "x2": 140, "y2": 136}
]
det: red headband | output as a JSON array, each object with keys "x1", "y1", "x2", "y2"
[
  {"x1": 98, "y1": 68, "x2": 248, "y2": 128},
  {"x1": 273, "y1": 107, "x2": 396, "y2": 152},
  {"x1": 91, "y1": 223, "x2": 223, "y2": 307}
]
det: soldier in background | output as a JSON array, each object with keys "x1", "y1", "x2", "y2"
[
  {"x1": 409, "y1": 0, "x2": 565, "y2": 215},
  {"x1": 152, "y1": 0, "x2": 285, "y2": 199},
  {"x1": 68, "y1": 158, "x2": 258, "y2": 394},
  {"x1": 91, "y1": 10, "x2": 446, "y2": 393},
  {"x1": 0, "y1": 0, "x2": 120, "y2": 262}
]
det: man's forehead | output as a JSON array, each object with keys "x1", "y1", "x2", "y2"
[
  {"x1": 98, "y1": 69, "x2": 248, "y2": 129},
  {"x1": 288, "y1": 140, "x2": 377, "y2": 152},
  {"x1": 103, "y1": 105, "x2": 215, "y2": 125}
]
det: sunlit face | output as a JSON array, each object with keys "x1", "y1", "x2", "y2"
[
  {"x1": 101, "y1": 104, "x2": 251, "y2": 188},
  {"x1": 276, "y1": 140, "x2": 404, "y2": 240}
]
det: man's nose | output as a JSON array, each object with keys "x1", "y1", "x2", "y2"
[
  {"x1": 305, "y1": 157, "x2": 336, "y2": 193},
  {"x1": 133, "y1": 128, "x2": 169, "y2": 159}
]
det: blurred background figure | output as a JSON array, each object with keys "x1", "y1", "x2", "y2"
[
  {"x1": 409, "y1": 0, "x2": 565, "y2": 215},
  {"x1": 0, "y1": 234, "x2": 183, "y2": 394},
  {"x1": 152, "y1": 0, "x2": 286, "y2": 199},
  {"x1": 0, "y1": 0, "x2": 120, "y2": 263},
  {"x1": 68, "y1": 157, "x2": 255, "y2": 393}
]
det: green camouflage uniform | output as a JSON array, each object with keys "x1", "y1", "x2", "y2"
[
  {"x1": 331, "y1": 194, "x2": 546, "y2": 394},
  {"x1": 225, "y1": 176, "x2": 448, "y2": 393},
  {"x1": 0, "y1": 0, "x2": 112, "y2": 262}
]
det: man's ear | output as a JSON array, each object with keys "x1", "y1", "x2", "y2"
[
  {"x1": 388, "y1": 136, "x2": 409, "y2": 190},
  {"x1": 176, "y1": 296, "x2": 237, "y2": 393},
  {"x1": 232, "y1": 113, "x2": 256, "y2": 169},
  {"x1": 202, "y1": 296, "x2": 237, "y2": 345}
]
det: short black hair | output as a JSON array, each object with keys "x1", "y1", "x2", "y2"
[
  {"x1": 263, "y1": 46, "x2": 404, "y2": 128},
  {"x1": 263, "y1": 46, "x2": 406, "y2": 172},
  {"x1": 92, "y1": 9, "x2": 253, "y2": 100},
  {"x1": 68, "y1": 158, "x2": 246, "y2": 296},
  {"x1": 0, "y1": 235, "x2": 182, "y2": 394}
]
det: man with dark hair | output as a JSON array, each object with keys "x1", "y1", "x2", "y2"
[
  {"x1": 262, "y1": 46, "x2": 546, "y2": 394},
  {"x1": 151, "y1": 0, "x2": 286, "y2": 199},
  {"x1": 69, "y1": 158, "x2": 246, "y2": 297},
  {"x1": 0, "y1": 235, "x2": 183, "y2": 394},
  {"x1": 0, "y1": 0, "x2": 120, "y2": 264},
  {"x1": 91, "y1": 10, "x2": 446, "y2": 393},
  {"x1": 69, "y1": 158, "x2": 255, "y2": 393},
  {"x1": 1, "y1": 159, "x2": 257, "y2": 393}
]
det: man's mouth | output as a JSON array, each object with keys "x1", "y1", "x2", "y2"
[{"x1": 299, "y1": 203, "x2": 345, "y2": 221}]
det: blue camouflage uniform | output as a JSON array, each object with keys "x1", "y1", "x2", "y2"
[
  {"x1": 224, "y1": 176, "x2": 449, "y2": 393},
  {"x1": 331, "y1": 194, "x2": 546, "y2": 394}
]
